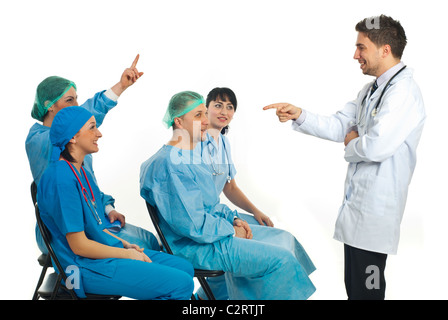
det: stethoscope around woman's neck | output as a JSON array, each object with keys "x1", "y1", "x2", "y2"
[
  {"x1": 206, "y1": 134, "x2": 232, "y2": 183},
  {"x1": 63, "y1": 159, "x2": 103, "y2": 225}
]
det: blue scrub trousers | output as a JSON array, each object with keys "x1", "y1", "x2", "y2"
[
  {"x1": 82, "y1": 250, "x2": 194, "y2": 300},
  {"x1": 189, "y1": 224, "x2": 315, "y2": 300},
  {"x1": 196, "y1": 214, "x2": 315, "y2": 300},
  {"x1": 194, "y1": 214, "x2": 258, "y2": 299}
]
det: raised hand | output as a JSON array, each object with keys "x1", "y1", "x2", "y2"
[
  {"x1": 121, "y1": 54, "x2": 144, "y2": 88},
  {"x1": 111, "y1": 54, "x2": 144, "y2": 96}
]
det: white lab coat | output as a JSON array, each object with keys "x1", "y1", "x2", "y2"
[{"x1": 292, "y1": 66, "x2": 426, "y2": 254}]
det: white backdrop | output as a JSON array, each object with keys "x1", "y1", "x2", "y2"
[{"x1": 1, "y1": 0, "x2": 446, "y2": 300}]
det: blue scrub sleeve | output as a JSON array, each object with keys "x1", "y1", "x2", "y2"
[
  {"x1": 145, "y1": 170, "x2": 235, "y2": 244},
  {"x1": 82, "y1": 90, "x2": 117, "y2": 128}
]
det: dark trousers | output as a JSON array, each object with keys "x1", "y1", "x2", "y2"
[{"x1": 344, "y1": 244, "x2": 388, "y2": 300}]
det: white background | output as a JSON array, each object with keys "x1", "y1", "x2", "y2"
[{"x1": 1, "y1": 0, "x2": 446, "y2": 300}]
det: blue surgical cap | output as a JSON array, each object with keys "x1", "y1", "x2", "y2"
[{"x1": 50, "y1": 106, "x2": 93, "y2": 162}]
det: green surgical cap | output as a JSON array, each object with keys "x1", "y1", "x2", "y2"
[
  {"x1": 163, "y1": 91, "x2": 205, "y2": 128},
  {"x1": 31, "y1": 76, "x2": 77, "y2": 122}
]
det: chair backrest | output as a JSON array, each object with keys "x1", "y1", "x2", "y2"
[
  {"x1": 34, "y1": 202, "x2": 78, "y2": 299},
  {"x1": 145, "y1": 202, "x2": 174, "y2": 255},
  {"x1": 31, "y1": 181, "x2": 37, "y2": 205}
]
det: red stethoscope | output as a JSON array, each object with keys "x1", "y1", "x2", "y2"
[{"x1": 64, "y1": 159, "x2": 102, "y2": 225}]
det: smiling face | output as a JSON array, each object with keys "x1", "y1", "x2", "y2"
[
  {"x1": 73, "y1": 116, "x2": 102, "y2": 155},
  {"x1": 207, "y1": 96, "x2": 235, "y2": 131},
  {"x1": 354, "y1": 32, "x2": 384, "y2": 78}
]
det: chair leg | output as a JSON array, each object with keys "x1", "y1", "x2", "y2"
[
  {"x1": 197, "y1": 277, "x2": 217, "y2": 300},
  {"x1": 32, "y1": 266, "x2": 47, "y2": 300},
  {"x1": 32, "y1": 255, "x2": 51, "y2": 300},
  {"x1": 49, "y1": 273, "x2": 78, "y2": 300}
]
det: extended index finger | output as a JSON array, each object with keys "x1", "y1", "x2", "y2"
[
  {"x1": 131, "y1": 54, "x2": 140, "y2": 68},
  {"x1": 262, "y1": 103, "x2": 287, "y2": 111}
]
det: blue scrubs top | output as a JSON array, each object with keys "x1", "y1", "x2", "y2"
[{"x1": 38, "y1": 160, "x2": 121, "y2": 298}]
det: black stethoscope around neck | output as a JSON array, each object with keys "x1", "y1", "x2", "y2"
[{"x1": 360, "y1": 65, "x2": 407, "y2": 119}]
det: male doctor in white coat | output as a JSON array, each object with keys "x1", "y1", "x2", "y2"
[{"x1": 264, "y1": 15, "x2": 426, "y2": 299}]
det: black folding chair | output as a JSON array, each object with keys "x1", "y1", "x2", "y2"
[
  {"x1": 34, "y1": 201, "x2": 121, "y2": 300},
  {"x1": 31, "y1": 181, "x2": 53, "y2": 300},
  {"x1": 145, "y1": 202, "x2": 224, "y2": 300}
]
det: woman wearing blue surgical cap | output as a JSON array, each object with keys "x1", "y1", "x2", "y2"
[
  {"x1": 26, "y1": 55, "x2": 160, "y2": 255},
  {"x1": 37, "y1": 107, "x2": 194, "y2": 299},
  {"x1": 140, "y1": 91, "x2": 316, "y2": 300},
  {"x1": 27, "y1": 55, "x2": 143, "y2": 184}
]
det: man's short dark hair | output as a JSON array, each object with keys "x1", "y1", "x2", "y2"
[{"x1": 356, "y1": 15, "x2": 407, "y2": 59}]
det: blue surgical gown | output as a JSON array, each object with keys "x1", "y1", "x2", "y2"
[
  {"x1": 26, "y1": 90, "x2": 159, "y2": 253},
  {"x1": 140, "y1": 145, "x2": 316, "y2": 300},
  {"x1": 196, "y1": 133, "x2": 315, "y2": 299},
  {"x1": 38, "y1": 160, "x2": 194, "y2": 299}
]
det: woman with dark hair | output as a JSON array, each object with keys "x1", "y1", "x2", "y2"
[
  {"x1": 190, "y1": 88, "x2": 315, "y2": 300},
  {"x1": 38, "y1": 106, "x2": 194, "y2": 299},
  {"x1": 140, "y1": 91, "x2": 316, "y2": 300},
  {"x1": 202, "y1": 87, "x2": 273, "y2": 227},
  {"x1": 26, "y1": 55, "x2": 160, "y2": 255}
]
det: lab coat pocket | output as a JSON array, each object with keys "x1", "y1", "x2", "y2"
[{"x1": 360, "y1": 175, "x2": 393, "y2": 217}]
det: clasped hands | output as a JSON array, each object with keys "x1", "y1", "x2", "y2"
[
  {"x1": 234, "y1": 218, "x2": 253, "y2": 239},
  {"x1": 107, "y1": 210, "x2": 151, "y2": 263}
]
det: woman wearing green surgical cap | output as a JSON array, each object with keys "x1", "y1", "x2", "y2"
[
  {"x1": 31, "y1": 76, "x2": 78, "y2": 123},
  {"x1": 26, "y1": 55, "x2": 161, "y2": 258},
  {"x1": 140, "y1": 91, "x2": 316, "y2": 300},
  {"x1": 37, "y1": 106, "x2": 194, "y2": 300}
]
